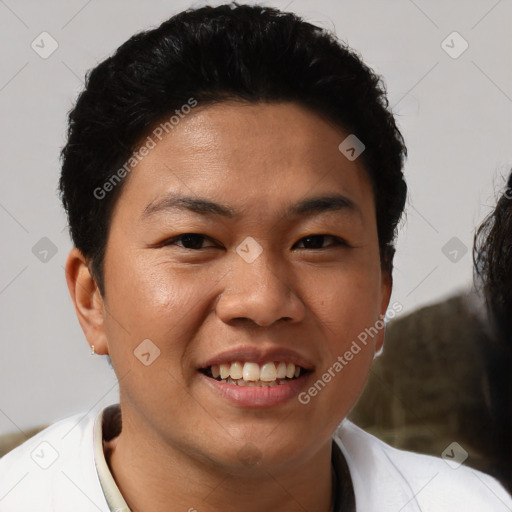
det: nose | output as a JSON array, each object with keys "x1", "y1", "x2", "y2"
[{"x1": 215, "y1": 250, "x2": 306, "y2": 328}]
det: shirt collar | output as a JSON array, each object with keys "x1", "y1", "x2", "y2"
[
  {"x1": 93, "y1": 405, "x2": 131, "y2": 512},
  {"x1": 93, "y1": 404, "x2": 355, "y2": 512}
]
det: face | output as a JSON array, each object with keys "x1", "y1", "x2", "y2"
[{"x1": 68, "y1": 101, "x2": 391, "y2": 473}]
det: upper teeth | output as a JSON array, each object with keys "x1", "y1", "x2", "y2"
[{"x1": 211, "y1": 362, "x2": 301, "y2": 382}]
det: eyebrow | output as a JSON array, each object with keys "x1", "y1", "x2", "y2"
[{"x1": 140, "y1": 193, "x2": 361, "y2": 222}]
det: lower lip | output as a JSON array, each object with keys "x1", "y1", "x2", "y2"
[{"x1": 198, "y1": 372, "x2": 310, "y2": 408}]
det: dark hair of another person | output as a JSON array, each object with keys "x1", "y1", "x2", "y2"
[
  {"x1": 474, "y1": 172, "x2": 512, "y2": 343},
  {"x1": 59, "y1": 2, "x2": 407, "y2": 297},
  {"x1": 473, "y1": 171, "x2": 512, "y2": 487}
]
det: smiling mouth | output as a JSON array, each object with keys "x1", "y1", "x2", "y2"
[{"x1": 199, "y1": 361, "x2": 308, "y2": 387}]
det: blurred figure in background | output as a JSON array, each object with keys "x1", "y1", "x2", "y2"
[
  {"x1": 473, "y1": 171, "x2": 512, "y2": 489},
  {"x1": 350, "y1": 171, "x2": 512, "y2": 492}
]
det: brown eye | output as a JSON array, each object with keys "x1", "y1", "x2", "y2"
[
  {"x1": 164, "y1": 233, "x2": 215, "y2": 250},
  {"x1": 294, "y1": 235, "x2": 347, "y2": 249}
]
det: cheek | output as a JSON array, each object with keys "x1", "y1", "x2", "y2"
[
  {"x1": 306, "y1": 263, "x2": 383, "y2": 340},
  {"x1": 309, "y1": 263, "x2": 383, "y2": 412},
  {"x1": 103, "y1": 257, "x2": 206, "y2": 409},
  {"x1": 106, "y1": 249, "x2": 206, "y2": 331}
]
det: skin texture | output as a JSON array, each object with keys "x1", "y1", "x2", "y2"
[{"x1": 65, "y1": 101, "x2": 391, "y2": 512}]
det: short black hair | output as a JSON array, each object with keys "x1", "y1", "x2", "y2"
[
  {"x1": 474, "y1": 172, "x2": 512, "y2": 343},
  {"x1": 59, "y1": 2, "x2": 407, "y2": 297}
]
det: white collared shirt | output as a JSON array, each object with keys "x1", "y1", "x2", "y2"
[{"x1": 0, "y1": 404, "x2": 510, "y2": 511}]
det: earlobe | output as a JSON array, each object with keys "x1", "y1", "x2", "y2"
[{"x1": 65, "y1": 248, "x2": 109, "y2": 355}]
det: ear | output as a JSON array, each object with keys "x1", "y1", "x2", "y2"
[
  {"x1": 65, "y1": 248, "x2": 109, "y2": 355},
  {"x1": 375, "y1": 269, "x2": 392, "y2": 354}
]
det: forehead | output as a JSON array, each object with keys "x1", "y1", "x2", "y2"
[{"x1": 111, "y1": 101, "x2": 375, "y2": 225}]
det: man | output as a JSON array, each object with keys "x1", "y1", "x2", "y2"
[{"x1": 0, "y1": 3, "x2": 510, "y2": 511}]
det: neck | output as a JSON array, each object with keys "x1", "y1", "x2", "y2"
[{"x1": 107, "y1": 413, "x2": 335, "y2": 512}]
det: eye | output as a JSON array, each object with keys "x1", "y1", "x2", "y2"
[
  {"x1": 162, "y1": 233, "x2": 217, "y2": 250},
  {"x1": 294, "y1": 235, "x2": 347, "y2": 250}
]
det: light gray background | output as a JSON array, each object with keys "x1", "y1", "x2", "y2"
[{"x1": 1, "y1": 0, "x2": 511, "y2": 434}]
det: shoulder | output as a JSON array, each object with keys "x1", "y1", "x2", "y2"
[
  {"x1": 0, "y1": 408, "x2": 109, "y2": 512},
  {"x1": 334, "y1": 420, "x2": 512, "y2": 512}
]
